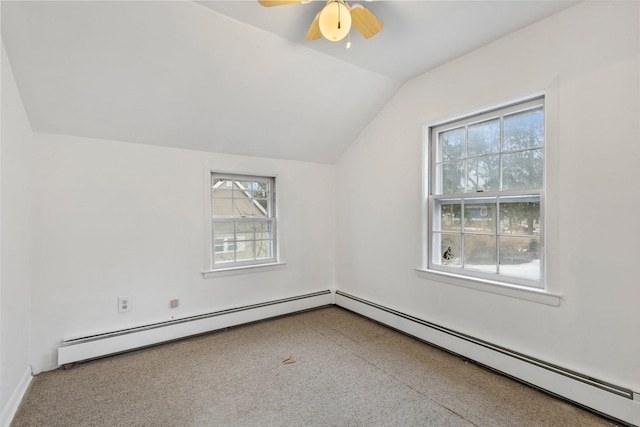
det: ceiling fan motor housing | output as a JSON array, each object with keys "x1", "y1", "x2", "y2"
[{"x1": 319, "y1": 0, "x2": 352, "y2": 41}]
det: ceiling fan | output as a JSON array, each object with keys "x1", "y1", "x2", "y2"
[{"x1": 258, "y1": 0, "x2": 384, "y2": 44}]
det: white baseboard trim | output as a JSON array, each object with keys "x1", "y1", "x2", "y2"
[
  {"x1": 59, "y1": 290, "x2": 332, "y2": 366},
  {"x1": 335, "y1": 290, "x2": 640, "y2": 427},
  {"x1": 0, "y1": 366, "x2": 33, "y2": 427}
]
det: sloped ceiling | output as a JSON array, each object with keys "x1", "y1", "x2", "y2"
[{"x1": 1, "y1": 1, "x2": 577, "y2": 164}]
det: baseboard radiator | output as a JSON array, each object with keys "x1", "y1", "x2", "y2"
[
  {"x1": 58, "y1": 290, "x2": 332, "y2": 366},
  {"x1": 334, "y1": 290, "x2": 639, "y2": 427}
]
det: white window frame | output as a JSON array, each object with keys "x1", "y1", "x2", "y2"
[
  {"x1": 429, "y1": 97, "x2": 545, "y2": 288},
  {"x1": 203, "y1": 170, "x2": 284, "y2": 277},
  {"x1": 418, "y1": 82, "x2": 562, "y2": 307},
  {"x1": 420, "y1": 95, "x2": 558, "y2": 295}
]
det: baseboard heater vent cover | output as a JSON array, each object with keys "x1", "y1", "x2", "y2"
[
  {"x1": 335, "y1": 290, "x2": 633, "y2": 401},
  {"x1": 59, "y1": 290, "x2": 332, "y2": 365}
]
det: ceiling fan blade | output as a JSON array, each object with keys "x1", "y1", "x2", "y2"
[
  {"x1": 258, "y1": 0, "x2": 304, "y2": 7},
  {"x1": 350, "y1": 4, "x2": 384, "y2": 39},
  {"x1": 304, "y1": 12, "x2": 322, "y2": 40}
]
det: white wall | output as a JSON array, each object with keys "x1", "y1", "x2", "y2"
[
  {"x1": 336, "y1": 0, "x2": 639, "y2": 394},
  {"x1": 31, "y1": 133, "x2": 335, "y2": 373},
  {"x1": 0, "y1": 43, "x2": 34, "y2": 423}
]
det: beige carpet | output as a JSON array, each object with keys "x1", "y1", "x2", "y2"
[{"x1": 13, "y1": 307, "x2": 617, "y2": 426}]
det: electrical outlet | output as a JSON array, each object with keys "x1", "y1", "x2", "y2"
[{"x1": 118, "y1": 296, "x2": 131, "y2": 313}]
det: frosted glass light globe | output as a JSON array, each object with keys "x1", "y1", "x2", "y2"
[{"x1": 319, "y1": 1, "x2": 352, "y2": 42}]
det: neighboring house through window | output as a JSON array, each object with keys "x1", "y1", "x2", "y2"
[
  {"x1": 426, "y1": 96, "x2": 545, "y2": 288},
  {"x1": 209, "y1": 173, "x2": 276, "y2": 270}
]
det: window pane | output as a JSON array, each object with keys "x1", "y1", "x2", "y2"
[
  {"x1": 212, "y1": 178, "x2": 234, "y2": 213},
  {"x1": 499, "y1": 236, "x2": 540, "y2": 280},
  {"x1": 236, "y1": 241, "x2": 255, "y2": 261},
  {"x1": 434, "y1": 199, "x2": 461, "y2": 232},
  {"x1": 213, "y1": 221, "x2": 234, "y2": 238},
  {"x1": 211, "y1": 187, "x2": 233, "y2": 199},
  {"x1": 214, "y1": 238, "x2": 225, "y2": 253},
  {"x1": 466, "y1": 155, "x2": 499, "y2": 192},
  {"x1": 253, "y1": 181, "x2": 269, "y2": 199},
  {"x1": 434, "y1": 233, "x2": 461, "y2": 267},
  {"x1": 468, "y1": 119, "x2": 500, "y2": 157},
  {"x1": 236, "y1": 180, "x2": 255, "y2": 192},
  {"x1": 438, "y1": 128, "x2": 465, "y2": 161},
  {"x1": 212, "y1": 177, "x2": 233, "y2": 189},
  {"x1": 233, "y1": 197, "x2": 258, "y2": 216},
  {"x1": 254, "y1": 220, "x2": 273, "y2": 240},
  {"x1": 256, "y1": 240, "x2": 273, "y2": 259},
  {"x1": 235, "y1": 221, "x2": 255, "y2": 242},
  {"x1": 438, "y1": 161, "x2": 465, "y2": 194},
  {"x1": 254, "y1": 199, "x2": 269, "y2": 215},
  {"x1": 464, "y1": 199, "x2": 496, "y2": 233},
  {"x1": 212, "y1": 197, "x2": 234, "y2": 216},
  {"x1": 211, "y1": 181, "x2": 233, "y2": 217},
  {"x1": 464, "y1": 235, "x2": 497, "y2": 273},
  {"x1": 502, "y1": 148, "x2": 543, "y2": 190},
  {"x1": 499, "y1": 197, "x2": 540, "y2": 235},
  {"x1": 503, "y1": 108, "x2": 544, "y2": 151},
  {"x1": 213, "y1": 250, "x2": 235, "y2": 263}
]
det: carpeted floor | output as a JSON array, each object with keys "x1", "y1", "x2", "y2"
[{"x1": 13, "y1": 307, "x2": 618, "y2": 426}]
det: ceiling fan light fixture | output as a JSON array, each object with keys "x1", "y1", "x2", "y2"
[{"x1": 319, "y1": 1, "x2": 352, "y2": 42}]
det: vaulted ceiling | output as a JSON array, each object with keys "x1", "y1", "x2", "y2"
[{"x1": 2, "y1": 1, "x2": 577, "y2": 163}]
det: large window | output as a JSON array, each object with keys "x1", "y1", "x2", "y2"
[
  {"x1": 210, "y1": 173, "x2": 276, "y2": 269},
  {"x1": 427, "y1": 97, "x2": 544, "y2": 288}
]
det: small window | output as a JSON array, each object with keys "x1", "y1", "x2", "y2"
[
  {"x1": 426, "y1": 97, "x2": 544, "y2": 288},
  {"x1": 210, "y1": 173, "x2": 276, "y2": 269}
]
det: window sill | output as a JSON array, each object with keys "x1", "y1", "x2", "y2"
[
  {"x1": 415, "y1": 268, "x2": 561, "y2": 307},
  {"x1": 203, "y1": 262, "x2": 286, "y2": 279}
]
